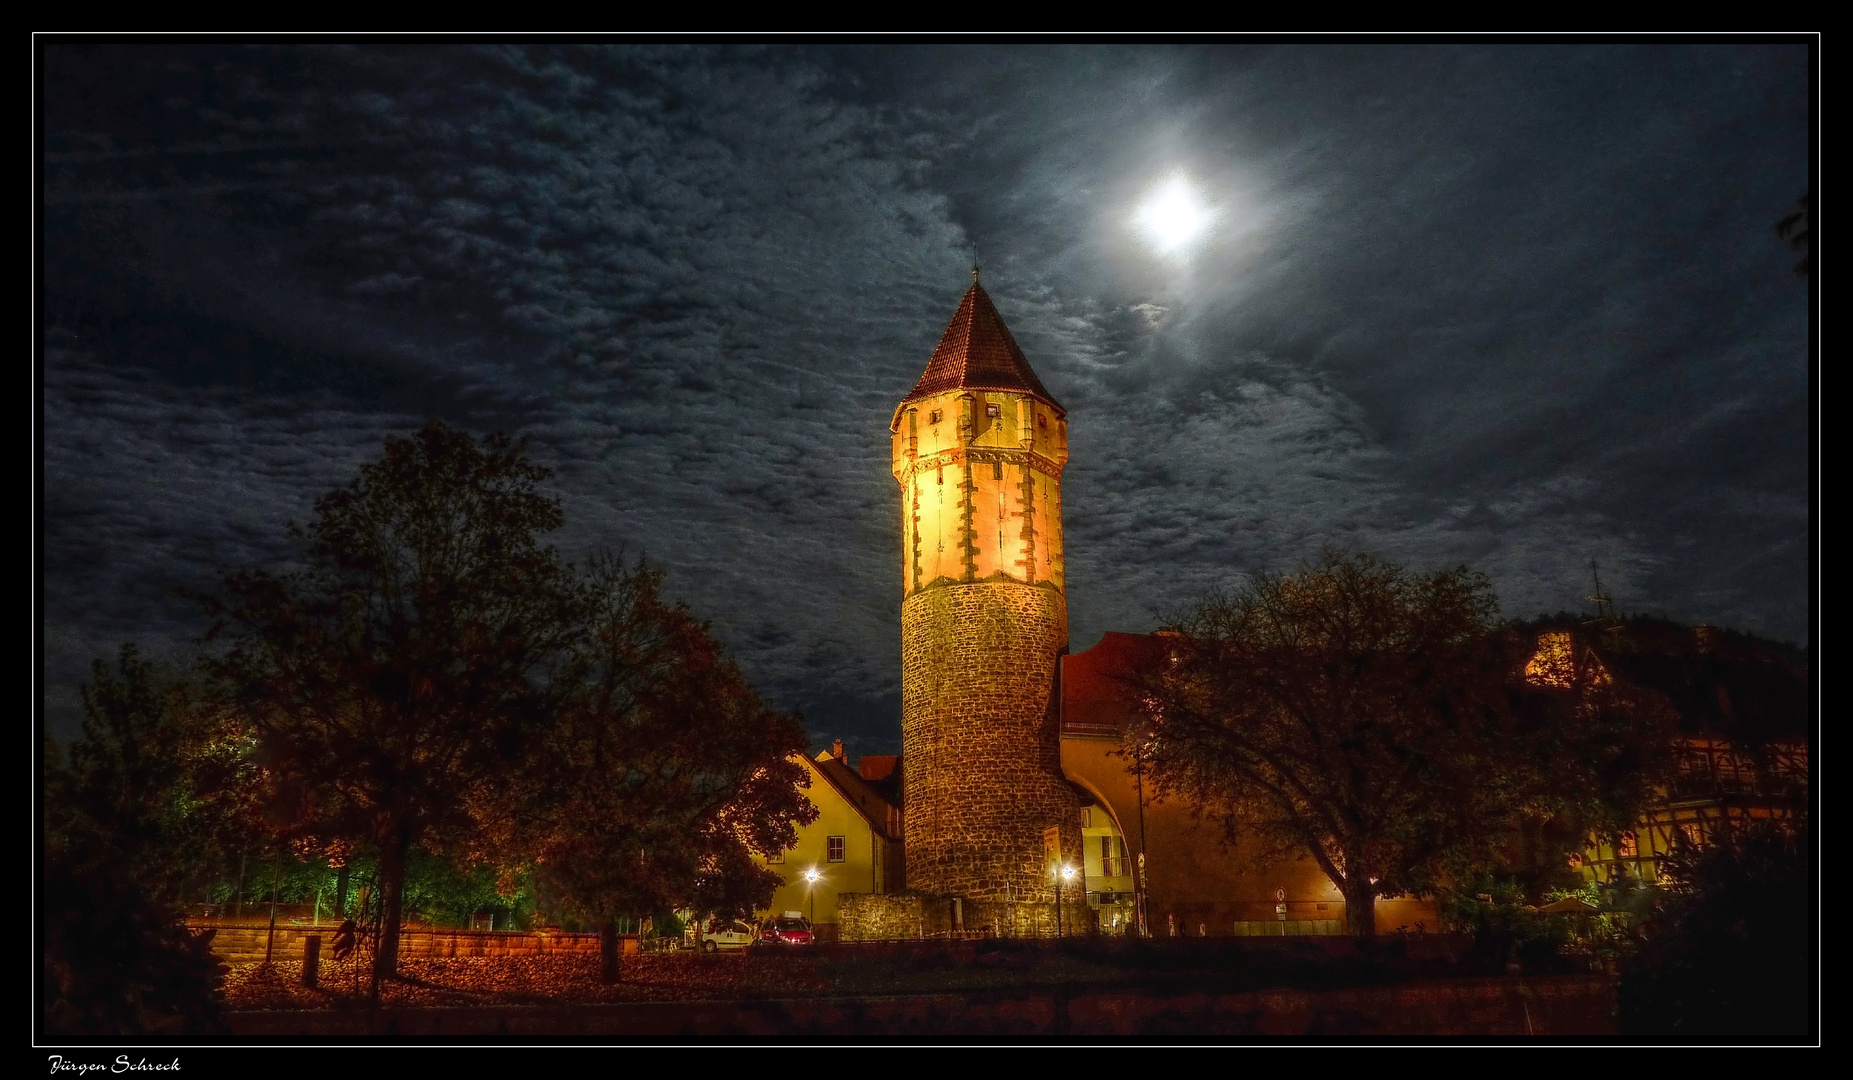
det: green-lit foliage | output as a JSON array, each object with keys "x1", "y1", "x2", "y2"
[{"x1": 198, "y1": 846, "x2": 537, "y2": 929}]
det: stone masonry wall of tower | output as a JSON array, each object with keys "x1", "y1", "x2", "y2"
[{"x1": 889, "y1": 295, "x2": 1083, "y2": 904}]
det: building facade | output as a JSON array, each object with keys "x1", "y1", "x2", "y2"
[{"x1": 753, "y1": 743, "x2": 902, "y2": 939}]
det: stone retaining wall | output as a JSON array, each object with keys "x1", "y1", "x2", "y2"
[
  {"x1": 187, "y1": 923, "x2": 603, "y2": 965},
  {"x1": 840, "y1": 892, "x2": 1097, "y2": 941}
]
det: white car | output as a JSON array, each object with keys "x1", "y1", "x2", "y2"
[{"x1": 695, "y1": 919, "x2": 757, "y2": 952}]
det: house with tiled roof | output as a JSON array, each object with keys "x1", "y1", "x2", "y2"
[{"x1": 751, "y1": 741, "x2": 903, "y2": 939}]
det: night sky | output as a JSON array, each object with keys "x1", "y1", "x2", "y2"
[{"x1": 39, "y1": 44, "x2": 1814, "y2": 754}]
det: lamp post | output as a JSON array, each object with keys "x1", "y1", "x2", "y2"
[
  {"x1": 1057, "y1": 864, "x2": 1076, "y2": 938},
  {"x1": 804, "y1": 869, "x2": 820, "y2": 925}
]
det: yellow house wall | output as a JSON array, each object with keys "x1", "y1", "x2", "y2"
[
  {"x1": 754, "y1": 757, "x2": 880, "y2": 927},
  {"x1": 1061, "y1": 735, "x2": 1438, "y2": 935}
]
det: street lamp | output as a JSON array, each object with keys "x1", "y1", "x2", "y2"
[
  {"x1": 1057, "y1": 864, "x2": 1077, "y2": 938},
  {"x1": 803, "y1": 869, "x2": 821, "y2": 925}
]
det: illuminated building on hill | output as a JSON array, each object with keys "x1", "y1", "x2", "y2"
[{"x1": 1520, "y1": 627, "x2": 1811, "y2": 886}]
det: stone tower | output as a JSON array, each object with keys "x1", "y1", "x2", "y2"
[{"x1": 890, "y1": 275, "x2": 1079, "y2": 904}]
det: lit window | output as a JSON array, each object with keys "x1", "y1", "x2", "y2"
[
  {"x1": 827, "y1": 836, "x2": 845, "y2": 862},
  {"x1": 985, "y1": 402, "x2": 1000, "y2": 417}
]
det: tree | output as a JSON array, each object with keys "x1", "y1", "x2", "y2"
[
  {"x1": 204, "y1": 422, "x2": 579, "y2": 984},
  {"x1": 46, "y1": 646, "x2": 207, "y2": 897},
  {"x1": 41, "y1": 647, "x2": 236, "y2": 1039},
  {"x1": 1133, "y1": 550, "x2": 1668, "y2": 937},
  {"x1": 511, "y1": 556, "x2": 816, "y2": 981}
]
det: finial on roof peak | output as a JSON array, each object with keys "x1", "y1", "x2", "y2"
[{"x1": 971, "y1": 242, "x2": 980, "y2": 284}]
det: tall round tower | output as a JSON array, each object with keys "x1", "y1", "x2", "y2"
[{"x1": 890, "y1": 274, "x2": 1078, "y2": 904}]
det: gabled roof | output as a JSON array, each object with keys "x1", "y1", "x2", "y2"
[
  {"x1": 900, "y1": 281, "x2": 1061, "y2": 412},
  {"x1": 808, "y1": 752, "x2": 903, "y2": 841}
]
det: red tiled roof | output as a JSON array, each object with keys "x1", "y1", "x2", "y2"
[
  {"x1": 858, "y1": 755, "x2": 900, "y2": 782},
  {"x1": 901, "y1": 282, "x2": 1061, "y2": 411},
  {"x1": 1060, "y1": 632, "x2": 1171, "y2": 738},
  {"x1": 810, "y1": 754, "x2": 904, "y2": 840}
]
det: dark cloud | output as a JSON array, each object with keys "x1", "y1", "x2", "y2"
[{"x1": 39, "y1": 43, "x2": 1812, "y2": 752}]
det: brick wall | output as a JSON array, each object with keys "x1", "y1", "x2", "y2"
[{"x1": 187, "y1": 922, "x2": 603, "y2": 965}]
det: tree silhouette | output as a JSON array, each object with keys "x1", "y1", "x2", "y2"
[
  {"x1": 41, "y1": 647, "x2": 238, "y2": 1038},
  {"x1": 205, "y1": 422, "x2": 579, "y2": 985},
  {"x1": 1134, "y1": 550, "x2": 1671, "y2": 937},
  {"x1": 508, "y1": 556, "x2": 815, "y2": 981}
]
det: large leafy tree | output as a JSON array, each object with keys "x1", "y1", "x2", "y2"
[
  {"x1": 1135, "y1": 550, "x2": 1669, "y2": 937},
  {"x1": 511, "y1": 556, "x2": 816, "y2": 981},
  {"x1": 205, "y1": 422, "x2": 579, "y2": 981}
]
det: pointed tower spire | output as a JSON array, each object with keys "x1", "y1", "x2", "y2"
[{"x1": 899, "y1": 280, "x2": 1061, "y2": 411}]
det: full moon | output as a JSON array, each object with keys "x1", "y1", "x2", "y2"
[{"x1": 1134, "y1": 175, "x2": 1215, "y2": 255}]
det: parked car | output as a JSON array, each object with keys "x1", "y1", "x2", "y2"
[
  {"x1": 759, "y1": 913, "x2": 814, "y2": 946},
  {"x1": 697, "y1": 919, "x2": 757, "y2": 952}
]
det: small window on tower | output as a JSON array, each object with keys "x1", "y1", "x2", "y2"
[
  {"x1": 985, "y1": 402, "x2": 1000, "y2": 417},
  {"x1": 1037, "y1": 414, "x2": 1047, "y2": 428},
  {"x1": 930, "y1": 410, "x2": 943, "y2": 424},
  {"x1": 993, "y1": 461, "x2": 1003, "y2": 480}
]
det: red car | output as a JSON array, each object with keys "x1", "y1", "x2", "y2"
[{"x1": 759, "y1": 915, "x2": 814, "y2": 945}]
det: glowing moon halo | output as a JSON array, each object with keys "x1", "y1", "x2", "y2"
[{"x1": 1134, "y1": 175, "x2": 1215, "y2": 255}]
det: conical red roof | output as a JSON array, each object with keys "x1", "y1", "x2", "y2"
[{"x1": 901, "y1": 282, "x2": 1061, "y2": 411}]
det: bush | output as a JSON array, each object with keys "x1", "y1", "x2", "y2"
[
  {"x1": 41, "y1": 847, "x2": 229, "y2": 1041},
  {"x1": 1617, "y1": 824, "x2": 1814, "y2": 1043}
]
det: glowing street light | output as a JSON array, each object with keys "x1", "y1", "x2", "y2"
[
  {"x1": 803, "y1": 869, "x2": 821, "y2": 924},
  {"x1": 1056, "y1": 863, "x2": 1077, "y2": 938}
]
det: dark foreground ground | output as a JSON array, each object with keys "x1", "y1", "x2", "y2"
[{"x1": 219, "y1": 937, "x2": 1618, "y2": 1041}]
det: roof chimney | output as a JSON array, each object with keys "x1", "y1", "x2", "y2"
[{"x1": 831, "y1": 739, "x2": 846, "y2": 762}]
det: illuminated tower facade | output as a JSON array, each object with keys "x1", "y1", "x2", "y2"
[{"x1": 890, "y1": 274, "x2": 1079, "y2": 903}]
